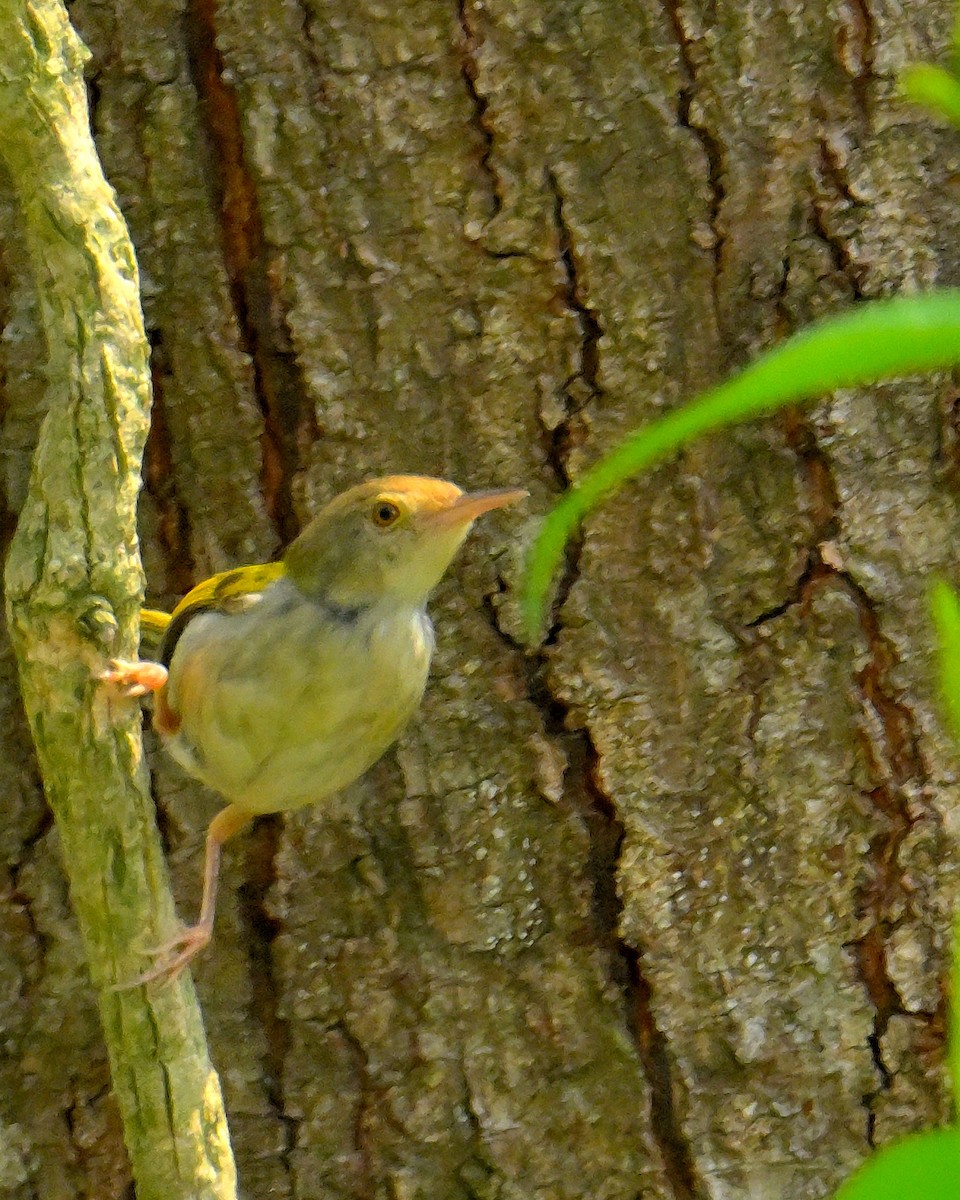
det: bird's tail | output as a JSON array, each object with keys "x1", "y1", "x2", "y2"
[{"x1": 140, "y1": 607, "x2": 172, "y2": 651}]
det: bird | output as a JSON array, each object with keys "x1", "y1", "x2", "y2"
[{"x1": 102, "y1": 474, "x2": 527, "y2": 986}]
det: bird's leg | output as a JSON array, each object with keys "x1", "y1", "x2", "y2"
[
  {"x1": 113, "y1": 804, "x2": 254, "y2": 989},
  {"x1": 99, "y1": 658, "x2": 169, "y2": 698}
]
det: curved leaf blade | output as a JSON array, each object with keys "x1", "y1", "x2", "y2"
[
  {"x1": 900, "y1": 63, "x2": 960, "y2": 130},
  {"x1": 930, "y1": 578, "x2": 960, "y2": 745},
  {"x1": 523, "y1": 291, "x2": 960, "y2": 638},
  {"x1": 832, "y1": 1128, "x2": 960, "y2": 1200}
]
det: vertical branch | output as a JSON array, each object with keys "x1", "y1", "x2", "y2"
[{"x1": 0, "y1": 2, "x2": 236, "y2": 1197}]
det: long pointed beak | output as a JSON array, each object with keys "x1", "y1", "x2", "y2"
[{"x1": 428, "y1": 487, "x2": 528, "y2": 529}]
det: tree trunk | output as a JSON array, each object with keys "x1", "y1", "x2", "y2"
[{"x1": 0, "y1": 0, "x2": 956, "y2": 1196}]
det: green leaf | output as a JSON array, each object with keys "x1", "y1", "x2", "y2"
[
  {"x1": 930, "y1": 578, "x2": 960, "y2": 746},
  {"x1": 930, "y1": 584, "x2": 960, "y2": 1109},
  {"x1": 522, "y1": 290, "x2": 960, "y2": 639},
  {"x1": 832, "y1": 1129, "x2": 960, "y2": 1200},
  {"x1": 900, "y1": 63, "x2": 960, "y2": 130},
  {"x1": 953, "y1": 911, "x2": 960, "y2": 1115}
]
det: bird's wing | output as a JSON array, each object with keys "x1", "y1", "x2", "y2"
[{"x1": 157, "y1": 562, "x2": 287, "y2": 667}]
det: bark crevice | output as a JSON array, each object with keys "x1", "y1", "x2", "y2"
[
  {"x1": 545, "y1": 167, "x2": 603, "y2": 408},
  {"x1": 143, "y1": 331, "x2": 197, "y2": 598},
  {"x1": 238, "y1": 814, "x2": 297, "y2": 1183},
  {"x1": 334, "y1": 1020, "x2": 378, "y2": 1200},
  {"x1": 749, "y1": 403, "x2": 929, "y2": 1126},
  {"x1": 518, "y1": 656, "x2": 702, "y2": 1200},
  {"x1": 457, "y1": 0, "x2": 503, "y2": 219},
  {"x1": 184, "y1": 0, "x2": 309, "y2": 544},
  {"x1": 663, "y1": 0, "x2": 726, "y2": 324},
  {"x1": 836, "y1": 0, "x2": 876, "y2": 120},
  {"x1": 478, "y1": 557, "x2": 700, "y2": 1198},
  {"x1": 530, "y1": 167, "x2": 605, "y2": 641},
  {"x1": 843, "y1": 568, "x2": 929, "y2": 1093}
]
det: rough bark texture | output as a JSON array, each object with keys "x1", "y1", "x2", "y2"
[{"x1": 0, "y1": 0, "x2": 958, "y2": 1197}]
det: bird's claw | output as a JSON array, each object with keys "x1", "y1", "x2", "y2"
[
  {"x1": 98, "y1": 658, "x2": 168, "y2": 699},
  {"x1": 111, "y1": 924, "x2": 212, "y2": 990}
]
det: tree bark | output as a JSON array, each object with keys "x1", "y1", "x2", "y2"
[
  {"x1": 0, "y1": 2, "x2": 235, "y2": 1197},
  {"x1": 0, "y1": 0, "x2": 957, "y2": 1197}
]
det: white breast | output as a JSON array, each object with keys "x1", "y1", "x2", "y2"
[{"x1": 163, "y1": 580, "x2": 434, "y2": 813}]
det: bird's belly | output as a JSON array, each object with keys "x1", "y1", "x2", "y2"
[
  {"x1": 234, "y1": 668, "x2": 423, "y2": 812},
  {"x1": 163, "y1": 601, "x2": 433, "y2": 813}
]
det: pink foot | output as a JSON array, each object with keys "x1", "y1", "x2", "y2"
[
  {"x1": 99, "y1": 658, "x2": 169, "y2": 699},
  {"x1": 111, "y1": 924, "x2": 212, "y2": 990}
]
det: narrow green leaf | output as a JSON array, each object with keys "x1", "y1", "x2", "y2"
[
  {"x1": 932, "y1": 579, "x2": 960, "y2": 1113},
  {"x1": 953, "y1": 911, "x2": 960, "y2": 1117},
  {"x1": 523, "y1": 291, "x2": 960, "y2": 638},
  {"x1": 831, "y1": 1128, "x2": 960, "y2": 1200},
  {"x1": 930, "y1": 578, "x2": 960, "y2": 746},
  {"x1": 900, "y1": 63, "x2": 960, "y2": 130}
]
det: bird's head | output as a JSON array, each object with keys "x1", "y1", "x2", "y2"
[{"x1": 284, "y1": 475, "x2": 527, "y2": 609}]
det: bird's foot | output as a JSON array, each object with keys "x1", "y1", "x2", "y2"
[
  {"x1": 99, "y1": 658, "x2": 169, "y2": 699},
  {"x1": 111, "y1": 923, "x2": 212, "y2": 990}
]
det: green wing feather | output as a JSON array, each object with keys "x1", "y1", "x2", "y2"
[{"x1": 139, "y1": 561, "x2": 287, "y2": 662}]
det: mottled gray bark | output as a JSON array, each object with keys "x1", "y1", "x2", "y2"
[{"x1": 0, "y1": 0, "x2": 957, "y2": 1197}]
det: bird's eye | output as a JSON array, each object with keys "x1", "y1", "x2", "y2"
[{"x1": 371, "y1": 499, "x2": 402, "y2": 528}]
